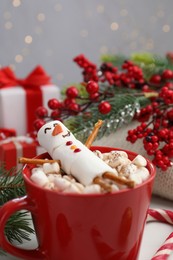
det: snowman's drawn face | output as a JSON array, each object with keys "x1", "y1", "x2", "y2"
[{"x1": 37, "y1": 120, "x2": 76, "y2": 155}]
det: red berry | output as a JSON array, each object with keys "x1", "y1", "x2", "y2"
[
  {"x1": 48, "y1": 99, "x2": 61, "y2": 110},
  {"x1": 66, "y1": 86, "x2": 79, "y2": 98},
  {"x1": 35, "y1": 106, "x2": 48, "y2": 118},
  {"x1": 68, "y1": 103, "x2": 80, "y2": 112},
  {"x1": 64, "y1": 98, "x2": 76, "y2": 108},
  {"x1": 150, "y1": 74, "x2": 162, "y2": 84},
  {"x1": 162, "y1": 69, "x2": 173, "y2": 80},
  {"x1": 51, "y1": 109, "x2": 61, "y2": 119},
  {"x1": 89, "y1": 92, "x2": 100, "y2": 100},
  {"x1": 33, "y1": 119, "x2": 45, "y2": 131},
  {"x1": 86, "y1": 81, "x2": 99, "y2": 94},
  {"x1": 167, "y1": 109, "x2": 173, "y2": 121},
  {"x1": 98, "y1": 101, "x2": 111, "y2": 114}
]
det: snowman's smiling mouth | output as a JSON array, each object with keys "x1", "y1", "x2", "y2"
[{"x1": 62, "y1": 130, "x2": 71, "y2": 138}]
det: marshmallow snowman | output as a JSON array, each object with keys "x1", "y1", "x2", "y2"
[{"x1": 37, "y1": 120, "x2": 116, "y2": 185}]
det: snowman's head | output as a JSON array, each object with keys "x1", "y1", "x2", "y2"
[{"x1": 37, "y1": 120, "x2": 76, "y2": 156}]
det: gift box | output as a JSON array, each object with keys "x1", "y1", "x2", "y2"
[
  {"x1": 0, "y1": 128, "x2": 16, "y2": 140},
  {"x1": 0, "y1": 136, "x2": 37, "y2": 172},
  {"x1": 0, "y1": 66, "x2": 61, "y2": 135}
]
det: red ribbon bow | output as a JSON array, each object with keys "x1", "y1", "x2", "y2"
[
  {"x1": 0, "y1": 66, "x2": 51, "y2": 133},
  {"x1": 0, "y1": 128, "x2": 16, "y2": 141},
  {"x1": 0, "y1": 65, "x2": 51, "y2": 89}
]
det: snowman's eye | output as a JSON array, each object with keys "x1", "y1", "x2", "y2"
[
  {"x1": 53, "y1": 123, "x2": 58, "y2": 127},
  {"x1": 62, "y1": 130, "x2": 71, "y2": 138},
  {"x1": 44, "y1": 127, "x2": 51, "y2": 134}
]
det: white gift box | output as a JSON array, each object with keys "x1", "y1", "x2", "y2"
[
  {"x1": 0, "y1": 85, "x2": 60, "y2": 135},
  {"x1": 0, "y1": 66, "x2": 61, "y2": 135}
]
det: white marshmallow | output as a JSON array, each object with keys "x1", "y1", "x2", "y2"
[
  {"x1": 31, "y1": 170, "x2": 49, "y2": 187},
  {"x1": 110, "y1": 150, "x2": 128, "y2": 158},
  {"x1": 38, "y1": 121, "x2": 116, "y2": 186},
  {"x1": 135, "y1": 167, "x2": 150, "y2": 181},
  {"x1": 73, "y1": 182, "x2": 84, "y2": 192},
  {"x1": 47, "y1": 173, "x2": 61, "y2": 182},
  {"x1": 118, "y1": 163, "x2": 137, "y2": 177},
  {"x1": 132, "y1": 155, "x2": 147, "y2": 167},
  {"x1": 111, "y1": 184, "x2": 119, "y2": 192},
  {"x1": 63, "y1": 175, "x2": 76, "y2": 183},
  {"x1": 31, "y1": 167, "x2": 43, "y2": 174},
  {"x1": 129, "y1": 173, "x2": 143, "y2": 185},
  {"x1": 93, "y1": 150, "x2": 103, "y2": 159},
  {"x1": 108, "y1": 156, "x2": 130, "y2": 168},
  {"x1": 54, "y1": 177, "x2": 71, "y2": 191},
  {"x1": 44, "y1": 182, "x2": 55, "y2": 190},
  {"x1": 63, "y1": 183, "x2": 81, "y2": 194},
  {"x1": 43, "y1": 162, "x2": 60, "y2": 174},
  {"x1": 83, "y1": 184, "x2": 101, "y2": 194}
]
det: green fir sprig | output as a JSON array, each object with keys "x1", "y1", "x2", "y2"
[
  {"x1": 101, "y1": 52, "x2": 173, "y2": 80},
  {"x1": 0, "y1": 166, "x2": 34, "y2": 255},
  {"x1": 64, "y1": 88, "x2": 150, "y2": 142}
]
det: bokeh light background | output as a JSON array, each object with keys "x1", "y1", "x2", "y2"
[{"x1": 0, "y1": 0, "x2": 173, "y2": 87}]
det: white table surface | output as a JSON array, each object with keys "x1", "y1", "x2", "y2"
[{"x1": 1, "y1": 195, "x2": 173, "y2": 260}]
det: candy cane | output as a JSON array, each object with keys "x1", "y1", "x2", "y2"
[{"x1": 147, "y1": 208, "x2": 173, "y2": 260}]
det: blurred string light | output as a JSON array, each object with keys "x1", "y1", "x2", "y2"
[
  {"x1": 162, "y1": 24, "x2": 170, "y2": 32},
  {"x1": 0, "y1": 0, "x2": 172, "y2": 80},
  {"x1": 12, "y1": 0, "x2": 21, "y2": 7},
  {"x1": 37, "y1": 13, "x2": 46, "y2": 22},
  {"x1": 146, "y1": 39, "x2": 154, "y2": 50},
  {"x1": 24, "y1": 35, "x2": 33, "y2": 44},
  {"x1": 100, "y1": 46, "x2": 108, "y2": 54},
  {"x1": 54, "y1": 3, "x2": 63, "y2": 12},
  {"x1": 110, "y1": 22, "x2": 119, "y2": 31},
  {"x1": 96, "y1": 4, "x2": 104, "y2": 13},
  {"x1": 4, "y1": 21, "x2": 13, "y2": 30},
  {"x1": 15, "y1": 54, "x2": 23, "y2": 63}
]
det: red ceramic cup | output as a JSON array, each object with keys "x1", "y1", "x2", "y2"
[{"x1": 0, "y1": 146, "x2": 156, "y2": 260}]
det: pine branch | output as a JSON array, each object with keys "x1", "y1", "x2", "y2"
[
  {"x1": 0, "y1": 166, "x2": 26, "y2": 205},
  {"x1": 101, "y1": 52, "x2": 173, "y2": 80},
  {"x1": 5, "y1": 211, "x2": 35, "y2": 244},
  {"x1": 64, "y1": 88, "x2": 149, "y2": 142},
  {"x1": 0, "y1": 166, "x2": 35, "y2": 255}
]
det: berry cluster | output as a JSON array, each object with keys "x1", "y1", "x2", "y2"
[
  {"x1": 33, "y1": 54, "x2": 173, "y2": 171},
  {"x1": 33, "y1": 80, "x2": 112, "y2": 132},
  {"x1": 74, "y1": 55, "x2": 146, "y2": 89},
  {"x1": 127, "y1": 88, "x2": 173, "y2": 170}
]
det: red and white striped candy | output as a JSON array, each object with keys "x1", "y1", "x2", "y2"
[{"x1": 147, "y1": 208, "x2": 173, "y2": 260}]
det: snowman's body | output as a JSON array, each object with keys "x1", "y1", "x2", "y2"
[{"x1": 38, "y1": 120, "x2": 116, "y2": 185}]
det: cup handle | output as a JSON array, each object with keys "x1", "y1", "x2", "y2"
[
  {"x1": 147, "y1": 208, "x2": 173, "y2": 260},
  {"x1": 0, "y1": 195, "x2": 46, "y2": 260}
]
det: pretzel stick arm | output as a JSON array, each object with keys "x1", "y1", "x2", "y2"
[
  {"x1": 85, "y1": 120, "x2": 103, "y2": 148},
  {"x1": 19, "y1": 157, "x2": 61, "y2": 166},
  {"x1": 103, "y1": 172, "x2": 135, "y2": 188},
  {"x1": 93, "y1": 176, "x2": 112, "y2": 192}
]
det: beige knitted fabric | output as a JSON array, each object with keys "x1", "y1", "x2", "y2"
[{"x1": 94, "y1": 121, "x2": 173, "y2": 201}]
